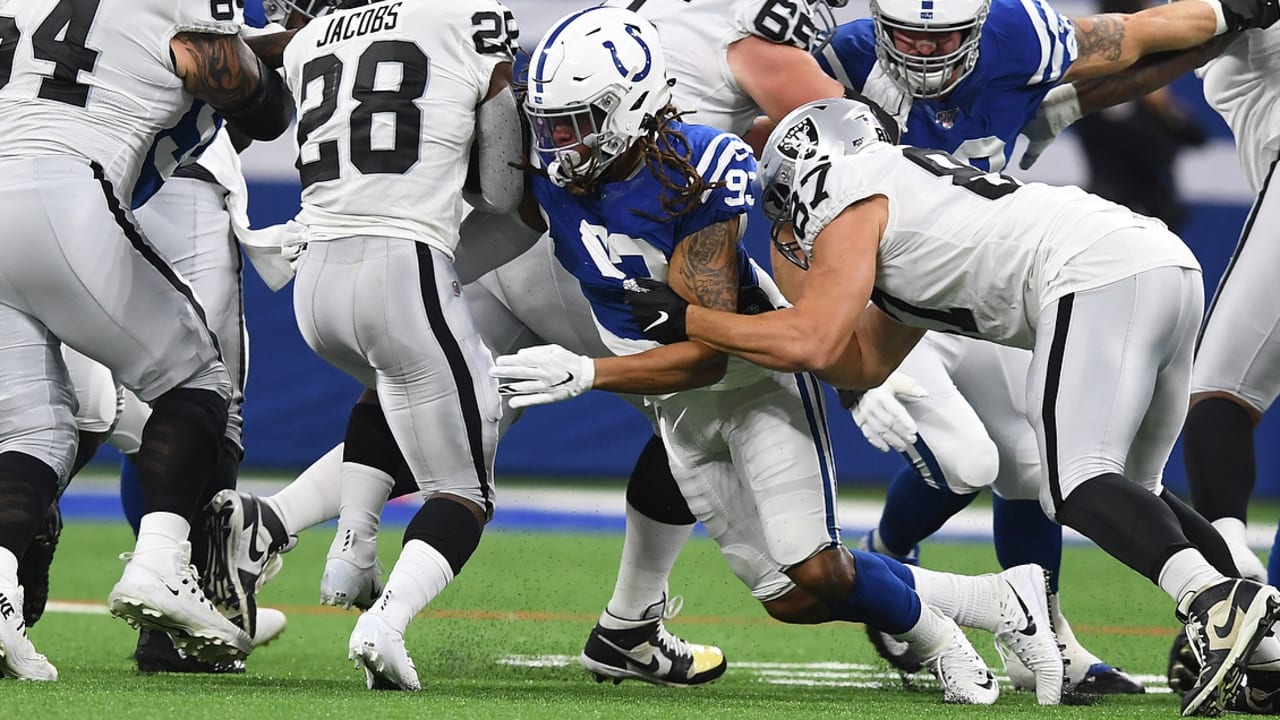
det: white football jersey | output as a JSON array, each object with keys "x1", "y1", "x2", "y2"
[
  {"x1": 794, "y1": 144, "x2": 1199, "y2": 348},
  {"x1": 285, "y1": 0, "x2": 516, "y2": 255},
  {"x1": 605, "y1": 0, "x2": 819, "y2": 136},
  {"x1": 0, "y1": 0, "x2": 239, "y2": 197},
  {"x1": 1199, "y1": 28, "x2": 1280, "y2": 194}
]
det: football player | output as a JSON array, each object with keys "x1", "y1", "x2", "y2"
[
  {"x1": 0, "y1": 0, "x2": 292, "y2": 679},
  {"x1": 624, "y1": 97, "x2": 1280, "y2": 717},
  {"x1": 494, "y1": 7, "x2": 1066, "y2": 705},
  {"x1": 1012, "y1": 19, "x2": 1280, "y2": 712},
  {"x1": 810, "y1": 0, "x2": 1278, "y2": 693},
  {"x1": 279, "y1": 0, "x2": 523, "y2": 691}
]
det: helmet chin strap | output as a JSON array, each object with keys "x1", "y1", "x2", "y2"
[{"x1": 547, "y1": 149, "x2": 585, "y2": 188}]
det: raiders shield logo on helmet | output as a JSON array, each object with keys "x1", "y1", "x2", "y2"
[{"x1": 778, "y1": 117, "x2": 820, "y2": 161}]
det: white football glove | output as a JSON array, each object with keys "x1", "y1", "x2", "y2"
[
  {"x1": 850, "y1": 372, "x2": 929, "y2": 453},
  {"x1": 1019, "y1": 83, "x2": 1083, "y2": 170},
  {"x1": 491, "y1": 344, "x2": 595, "y2": 409}
]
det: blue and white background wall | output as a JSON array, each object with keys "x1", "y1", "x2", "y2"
[{"x1": 142, "y1": 0, "x2": 1269, "y2": 494}]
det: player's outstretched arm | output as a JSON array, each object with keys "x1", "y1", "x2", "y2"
[
  {"x1": 1019, "y1": 32, "x2": 1238, "y2": 169},
  {"x1": 672, "y1": 197, "x2": 913, "y2": 388},
  {"x1": 170, "y1": 32, "x2": 294, "y2": 141},
  {"x1": 1062, "y1": 0, "x2": 1272, "y2": 82}
]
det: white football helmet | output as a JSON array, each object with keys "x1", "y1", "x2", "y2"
[
  {"x1": 759, "y1": 98, "x2": 890, "y2": 269},
  {"x1": 870, "y1": 0, "x2": 990, "y2": 98},
  {"x1": 524, "y1": 7, "x2": 673, "y2": 188}
]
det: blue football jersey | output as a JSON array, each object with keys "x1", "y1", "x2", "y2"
[
  {"x1": 533, "y1": 122, "x2": 762, "y2": 344},
  {"x1": 817, "y1": 0, "x2": 1076, "y2": 171}
]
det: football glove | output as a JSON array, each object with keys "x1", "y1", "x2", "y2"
[
  {"x1": 624, "y1": 278, "x2": 689, "y2": 344},
  {"x1": 849, "y1": 372, "x2": 929, "y2": 453},
  {"x1": 1019, "y1": 84, "x2": 1082, "y2": 170},
  {"x1": 491, "y1": 345, "x2": 595, "y2": 409}
]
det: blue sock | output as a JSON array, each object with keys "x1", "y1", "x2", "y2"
[
  {"x1": 1269, "y1": 519, "x2": 1280, "y2": 587},
  {"x1": 878, "y1": 461, "x2": 976, "y2": 557},
  {"x1": 836, "y1": 549, "x2": 922, "y2": 634},
  {"x1": 993, "y1": 497, "x2": 1063, "y2": 593},
  {"x1": 119, "y1": 453, "x2": 143, "y2": 537}
]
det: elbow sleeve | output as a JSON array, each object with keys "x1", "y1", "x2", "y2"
[
  {"x1": 463, "y1": 85, "x2": 525, "y2": 214},
  {"x1": 222, "y1": 59, "x2": 294, "y2": 141}
]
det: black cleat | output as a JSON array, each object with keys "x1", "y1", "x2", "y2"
[
  {"x1": 1179, "y1": 579, "x2": 1280, "y2": 717},
  {"x1": 1075, "y1": 662, "x2": 1146, "y2": 694},
  {"x1": 580, "y1": 605, "x2": 725, "y2": 687},
  {"x1": 135, "y1": 629, "x2": 245, "y2": 675},
  {"x1": 18, "y1": 501, "x2": 62, "y2": 628},
  {"x1": 868, "y1": 625, "x2": 925, "y2": 676},
  {"x1": 1228, "y1": 662, "x2": 1280, "y2": 714},
  {"x1": 1170, "y1": 632, "x2": 1201, "y2": 694}
]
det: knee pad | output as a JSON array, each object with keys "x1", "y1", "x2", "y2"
[
  {"x1": 343, "y1": 402, "x2": 403, "y2": 476},
  {"x1": 108, "y1": 389, "x2": 150, "y2": 455},
  {"x1": 918, "y1": 427, "x2": 998, "y2": 495},
  {"x1": 625, "y1": 435, "x2": 696, "y2": 526},
  {"x1": 403, "y1": 497, "x2": 484, "y2": 576}
]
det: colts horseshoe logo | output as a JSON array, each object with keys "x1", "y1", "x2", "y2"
[{"x1": 603, "y1": 24, "x2": 652, "y2": 81}]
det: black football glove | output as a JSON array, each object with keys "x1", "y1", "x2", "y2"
[
  {"x1": 1221, "y1": 0, "x2": 1280, "y2": 31},
  {"x1": 624, "y1": 278, "x2": 689, "y2": 344}
]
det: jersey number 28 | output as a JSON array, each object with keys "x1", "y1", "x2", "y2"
[{"x1": 296, "y1": 40, "x2": 429, "y2": 188}]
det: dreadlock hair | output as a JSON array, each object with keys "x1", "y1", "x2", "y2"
[{"x1": 631, "y1": 104, "x2": 722, "y2": 223}]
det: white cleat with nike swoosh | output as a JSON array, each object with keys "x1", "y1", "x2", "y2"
[
  {"x1": 108, "y1": 542, "x2": 251, "y2": 664},
  {"x1": 992, "y1": 563, "x2": 1064, "y2": 705}
]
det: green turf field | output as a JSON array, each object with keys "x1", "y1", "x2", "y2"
[{"x1": 1, "y1": 521, "x2": 1212, "y2": 719}]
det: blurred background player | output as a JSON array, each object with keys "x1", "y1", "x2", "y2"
[{"x1": 0, "y1": 0, "x2": 292, "y2": 678}]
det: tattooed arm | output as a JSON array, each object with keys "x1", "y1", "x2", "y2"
[
  {"x1": 170, "y1": 32, "x2": 293, "y2": 141},
  {"x1": 1073, "y1": 33, "x2": 1239, "y2": 114},
  {"x1": 590, "y1": 218, "x2": 745, "y2": 395},
  {"x1": 1061, "y1": 1, "x2": 1226, "y2": 82}
]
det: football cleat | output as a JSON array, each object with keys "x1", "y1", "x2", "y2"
[
  {"x1": 135, "y1": 629, "x2": 245, "y2": 674},
  {"x1": 580, "y1": 597, "x2": 726, "y2": 687},
  {"x1": 0, "y1": 583, "x2": 57, "y2": 681},
  {"x1": 17, "y1": 501, "x2": 61, "y2": 628},
  {"x1": 203, "y1": 490, "x2": 292, "y2": 637},
  {"x1": 320, "y1": 528, "x2": 383, "y2": 611},
  {"x1": 253, "y1": 607, "x2": 287, "y2": 649},
  {"x1": 1169, "y1": 631, "x2": 1200, "y2": 693},
  {"x1": 867, "y1": 625, "x2": 925, "y2": 675},
  {"x1": 349, "y1": 613, "x2": 420, "y2": 691},
  {"x1": 918, "y1": 609, "x2": 999, "y2": 704},
  {"x1": 108, "y1": 542, "x2": 252, "y2": 665},
  {"x1": 1179, "y1": 578, "x2": 1280, "y2": 716},
  {"x1": 1005, "y1": 590, "x2": 1144, "y2": 695},
  {"x1": 990, "y1": 564, "x2": 1063, "y2": 705},
  {"x1": 1226, "y1": 652, "x2": 1280, "y2": 714}
]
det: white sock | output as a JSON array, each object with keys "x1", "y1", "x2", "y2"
[
  {"x1": 895, "y1": 604, "x2": 950, "y2": 657},
  {"x1": 328, "y1": 462, "x2": 394, "y2": 564},
  {"x1": 602, "y1": 503, "x2": 693, "y2": 625},
  {"x1": 369, "y1": 540, "x2": 454, "y2": 633},
  {"x1": 1159, "y1": 548, "x2": 1227, "y2": 606},
  {"x1": 269, "y1": 443, "x2": 344, "y2": 535},
  {"x1": 1212, "y1": 517, "x2": 1267, "y2": 580},
  {"x1": 0, "y1": 547, "x2": 18, "y2": 586},
  {"x1": 909, "y1": 566, "x2": 1002, "y2": 632},
  {"x1": 134, "y1": 512, "x2": 190, "y2": 556}
]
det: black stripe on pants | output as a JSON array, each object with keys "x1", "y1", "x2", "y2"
[
  {"x1": 1044, "y1": 293, "x2": 1075, "y2": 513},
  {"x1": 414, "y1": 244, "x2": 491, "y2": 513}
]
